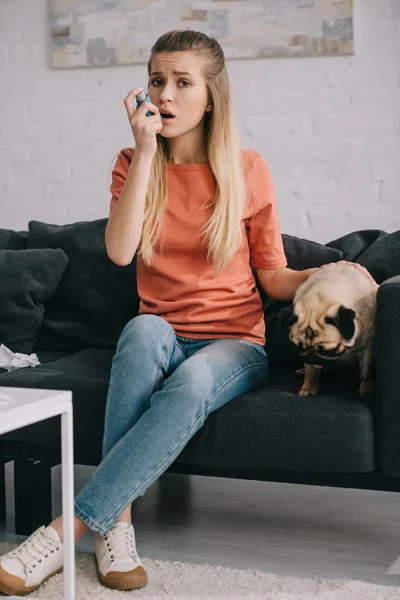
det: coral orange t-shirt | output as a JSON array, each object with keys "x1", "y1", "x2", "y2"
[{"x1": 109, "y1": 148, "x2": 287, "y2": 346}]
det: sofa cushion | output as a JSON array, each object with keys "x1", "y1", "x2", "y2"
[
  {"x1": 0, "y1": 351, "x2": 375, "y2": 474},
  {"x1": 27, "y1": 219, "x2": 140, "y2": 351},
  {"x1": 282, "y1": 233, "x2": 343, "y2": 270},
  {"x1": 0, "y1": 228, "x2": 28, "y2": 250},
  {"x1": 36, "y1": 350, "x2": 76, "y2": 364},
  {"x1": 356, "y1": 230, "x2": 400, "y2": 284},
  {"x1": 0, "y1": 349, "x2": 113, "y2": 465},
  {"x1": 177, "y1": 361, "x2": 375, "y2": 473},
  {"x1": 0, "y1": 349, "x2": 73, "y2": 376},
  {"x1": 0, "y1": 248, "x2": 69, "y2": 355},
  {"x1": 327, "y1": 229, "x2": 387, "y2": 262},
  {"x1": 326, "y1": 228, "x2": 400, "y2": 284}
]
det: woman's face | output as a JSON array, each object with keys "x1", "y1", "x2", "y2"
[{"x1": 148, "y1": 51, "x2": 212, "y2": 139}]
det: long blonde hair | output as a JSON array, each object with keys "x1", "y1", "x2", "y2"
[{"x1": 140, "y1": 30, "x2": 247, "y2": 273}]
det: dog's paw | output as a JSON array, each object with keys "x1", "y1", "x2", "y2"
[
  {"x1": 359, "y1": 380, "x2": 374, "y2": 396},
  {"x1": 297, "y1": 386, "x2": 318, "y2": 396}
]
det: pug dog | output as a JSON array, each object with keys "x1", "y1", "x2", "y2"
[{"x1": 283, "y1": 262, "x2": 378, "y2": 396}]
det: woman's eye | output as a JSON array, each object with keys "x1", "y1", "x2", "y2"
[{"x1": 150, "y1": 79, "x2": 190, "y2": 87}]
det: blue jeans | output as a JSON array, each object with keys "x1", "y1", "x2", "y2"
[{"x1": 74, "y1": 314, "x2": 270, "y2": 535}]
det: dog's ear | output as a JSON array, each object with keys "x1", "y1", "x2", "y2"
[
  {"x1": 278, "y1": 305, "x2": 298, "y2": 329},
  {"x1": 325, "y1": 306, "x2": 356, "y2": 340}
]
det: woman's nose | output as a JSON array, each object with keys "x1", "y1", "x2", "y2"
[{"x1": 159, "y1": 85, "x2": 174, "y2": 102}]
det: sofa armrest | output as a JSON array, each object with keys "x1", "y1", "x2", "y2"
[{"x1": 376, "y1": 275, "x2": 400, "y2": 475}]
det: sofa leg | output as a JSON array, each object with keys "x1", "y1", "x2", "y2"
[
  {"x1": 0, "y1": 443, "x2": 5, "y2": 522},
  {"x1": 14, "y1": 457, "x2": 53, "y2": 536}
]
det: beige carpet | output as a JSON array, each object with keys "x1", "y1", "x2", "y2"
[{"x1": 1, "y1": 541, "x2": 400, "y2": 599}]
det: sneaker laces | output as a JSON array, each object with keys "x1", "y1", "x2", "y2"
[
  {"x1": 7, "y1": 527, "x2": 60, "y2": 571},
  {"x1": 104, "y1": 526, "x2": 139, "y2": 564}
]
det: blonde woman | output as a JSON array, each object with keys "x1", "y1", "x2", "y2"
[{"x1": 0, "y1": 29, "x2": 340, "y2": 596}]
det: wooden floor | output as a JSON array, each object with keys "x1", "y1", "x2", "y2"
[{"x1": 1, "y1": 462, "x2": 400, "y2": 588}]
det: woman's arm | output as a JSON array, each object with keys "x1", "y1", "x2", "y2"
[
  {"x1": 256, "y1": 267, "x2": 318, "y2": 301},
  {"x1": 105, "y1": 151, "x2": 153, "y2": 266},
  {"x1": 256, "y1": 262, "x2": 375, "y2": 301}
]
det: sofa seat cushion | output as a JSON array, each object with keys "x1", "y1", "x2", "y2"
[
  {"x1": 0, "y1": 350, "x2": 74, "y2": 376},
  {"x1": 0, "y1": 348, "x2": 114, "y2": 465},
  {"x1": 177, "y1": 361, "x2": 375, "y2": 474},
  {"x1": 0, "y1": 350, "x2": 375, "y2": 474},
  {"x1": 35, "y1": 350, "x2": 77, "y2": 364}
]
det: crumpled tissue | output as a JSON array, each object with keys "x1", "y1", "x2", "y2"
[{"x1": 0, "y1": 343, "x2": 41, "y2": 371}]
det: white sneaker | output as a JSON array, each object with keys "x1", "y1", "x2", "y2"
[
  {"x1": 0, "y1": 525, "x2": 63, "y2": 596},
  {"x1": 94, "y1": 522, "x2": 147, "y2": 590}
]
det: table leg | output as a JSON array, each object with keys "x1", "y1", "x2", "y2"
[
  {"x1": 0, "y1": 442, "x2": 5, "y2": 522},
  {"x1": 61, "y1": 404, "x2": 75, "y2": 600}
]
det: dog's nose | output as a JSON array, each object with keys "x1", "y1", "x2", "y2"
[{"x1": 305, "y1": 327, "x2": 314, "y2": 339}]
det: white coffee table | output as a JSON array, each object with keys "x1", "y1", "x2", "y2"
[{"x1": 0, "y1": 387, "x2": 75, "y2": 600}]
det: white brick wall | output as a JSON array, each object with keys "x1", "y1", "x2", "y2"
[{"x1": 0, "y1": 0, "x2": 399, "y2": 243}]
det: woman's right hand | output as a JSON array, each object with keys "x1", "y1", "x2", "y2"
[{"x1": 124, "y1": 88, "x2": 162, "y2": 157}]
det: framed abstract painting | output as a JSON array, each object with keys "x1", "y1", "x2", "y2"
[{"x1": 49, "y1": 0, "x2": 354, "y2": 69}]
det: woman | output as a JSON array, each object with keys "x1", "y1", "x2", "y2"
[{"x1": 0, "y1": 29, "x2": 369, "y2": 596}]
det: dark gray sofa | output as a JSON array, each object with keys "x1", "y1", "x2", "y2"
[{"x1": 0, "y1": 220, "x2": 399, "y2": 536}]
